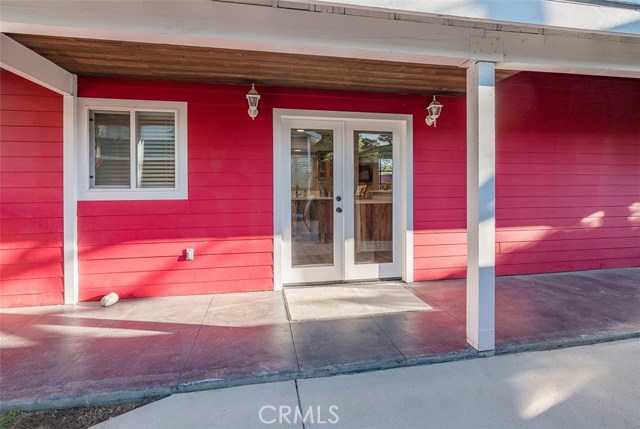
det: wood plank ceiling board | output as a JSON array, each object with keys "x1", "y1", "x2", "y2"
[{"x1": 7, "y1": 34, "x2": 519, "y2": 95}]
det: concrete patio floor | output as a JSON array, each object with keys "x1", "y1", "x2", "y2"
[
  {"x1": 89, "y1": 339, "x2": 640, "y2": 429},
  {"x1": 0, "y1": 267, "x2": 638, "y2": 411}
]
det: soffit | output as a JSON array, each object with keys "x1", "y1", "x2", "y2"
[{"x1": 7, "y1": 34, "x2": 519, "y2": 96}]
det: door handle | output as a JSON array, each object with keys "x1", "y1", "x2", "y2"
[{"x1": 336, "y1": 207, "x2": 343, "y2": 213}]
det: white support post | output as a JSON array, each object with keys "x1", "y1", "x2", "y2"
[
  {"x1": 63, "y1": 90, "x2": 79, "y2": 304},
  {"x1": 466, "y1": 61, "x2": 496, "y2": 352}
]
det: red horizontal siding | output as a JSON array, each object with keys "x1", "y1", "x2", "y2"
[
  {"x1": 496, "y1": 151, "x2": 639, "y2": 166},
  {"x1": 78, "y1": 213, "x2": 272, "y2": 231},
  {"x1": 495, "y1": 174, "x2": 635, "y2": 186},
  {"x1": 414, "y1": 72, "x2": 640, "y2": 281},
  {"x1": 1, "y1": 203, "x2": 63, "y2": 219},
  {"x1": 0, "y1": 156, "x2": 63, "y2": 172},
  {"x1": 189, "y1": 145, "x2": 272, "y2": 160},
  {"x1": 0, "y1": 172, "x2": 63, "y2": 188},
  {"x1": 74, "y1": 72, "x2": 639, "y2": 298},
  {"x1": 494, "y1": 72, "x2": 640, "y2": 277},
  {"x1": 1, "y1": 262, "x2": 64, "y2": 280},
  {"x1": 79, "y1": 239, "x2": 273, "y2": 260},
  {"x1": 0, "y1": 69, "x2": 64, "y2": 307},
  {"x1": 415, "y1": 244, "x2": 467, "y2": 258},
  {"x1": 81, "y1": 266, "x2": 273, "y2": 289},
  {"x1": 79, "y1": 279, "x2": 273, "y2": 302},
  {"x1": 498, "y1": 236, "x2": 639, "y2": 254},
  {"x1": 1, "y1": 218, "x2": 64, "y2": 234},
  {"x1": 76, "y1": 199, "x2": 272, "y2": 217},
  {"x1": 496, "y1": 216, "x2": 634, "y2": 229},
  {"x1": 496, "y1": 258, "x2": 640, "y2": 276},
  {"x1": 75, "y1": 79, "x2": 282, "y2": 300},
  {"x1": 415, "y1": 255, "x2": 467, "y2": 270},
  {"x1": 0, "y1": 110, "x2": 63, "y2": 126},
  {"x1": 496, "y1": 185, "x2": 637, "y2": 197},
  {"x1": 75, "y1": 76, "x2": 437, "y2": 301},
  {"x1": 414, "y1": 231, "x2": 467, "y2": 246},
  {"x1": 413, "y1": 96, "x2": 468, "y2": 280},
  {"x1": 0, "y1": 247, "x2": 63, "y2": 264},
  {"x1": 0, "y1": 126, "x2": 62, "y2": 142},
  {"x1": 189, "y1": 185, "x2": 273, "y2": 200},
  {"x1": 0, "y1": 293, "x2": 64, "y2": 308},
  {"x1": 3, "y1": 67, "x2": 634, "y2": 307},
  {"x1": 1, "y1": 141, "x2": 64, "y2": 157},
  {"x1": 189, "y1": 172, "x2": 273, "y2": 187},
  {"x1": 189, "y1": 158, "x2": 273, "y2": 173},
  {"x1": 0, "y1": 277, "x2": 64, "y2": 296},
  {"x1": 496, "y1": 226, "x2": 639, "y2": 242},
  {"x1": 0, "y1": 233, "x2": 64, "y2": 250},
  {"x1": 414, "y1": 268, "x2": 467, "y2": 280},
  {"x1": 80, "y1": 253, "x2": 273, "y2": 275},
  {"x1": 78, "y1": 227, "x2": 273, "y2": 246},
  {"x1": 414, "y1": 173, "x2": 467, "y2": 186},
  {"x1": 495, "y1": 207, "x2": 634, "y2": 220},
  {"x1": 0, "y1": 187, "x2": 63, "y2": 203},
  {"x1": 0, "y1": 95, "x2": 63, "y2": 112}
]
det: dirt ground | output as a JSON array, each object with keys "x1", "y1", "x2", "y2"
[{"x1": 2, "y1": 399, "x2": 154, "y2": 429}]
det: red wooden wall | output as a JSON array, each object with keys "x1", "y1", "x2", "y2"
[
  {"x1": 77, "y1": 80, "x2": 274, "y2": 300},
  {"x1": 76, "y1": 78, "x2": 434, "y2": 300},
  {"x1": 412, "y1": 72, "x2": 640, "y2": 280},
  {"x1": 1, "y1": 69, "x2": 637, "y2": 306},
  {"x1": 494, "y1": 72, "x2": 640, "y2": 275},
  {"x1": 412, "y1": 96, "x2": 468, "y2": 280},
  {"x1": 0, "y1": 69, "x2": 64, "y2": 307}
]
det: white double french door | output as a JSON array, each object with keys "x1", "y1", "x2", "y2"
[{"x1": 278, "y1": 116, "x2": 404, "y2": 285}]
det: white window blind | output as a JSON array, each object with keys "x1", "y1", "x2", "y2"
[
  {"x1": 93, "y1": 112, "x2": 131, "y2": 187},
  {"x1": 136, "y1": 112, "x2": 176, "y2": 188}
]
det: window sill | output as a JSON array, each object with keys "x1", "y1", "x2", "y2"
[{"x1": 77, "y1": 188, "x2": 188, "y2": 201}]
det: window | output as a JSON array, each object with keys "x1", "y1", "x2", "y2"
[
  {"x1": 78, "y1": 98, "x2": 187, "y2": 200},
  {"x1": 378, "y1": 155, "x2": 393, "y2": 189}
]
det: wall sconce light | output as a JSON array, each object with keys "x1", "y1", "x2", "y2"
[
  {"x1": 425, "y1": 95, "x2": 443, "y2": 127},
  {"x1": 247, "y1": 83, "x2": 261, "y2": 120}
]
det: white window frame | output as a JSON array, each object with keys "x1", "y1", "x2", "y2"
[{"x1": 77, "y1": 98, "x2": 188, "y2": 200}]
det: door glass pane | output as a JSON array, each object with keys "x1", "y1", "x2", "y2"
[
  {"x1": 291, "y1": 129, "x2": 334, "y2": 267},
  {"x1": 354, "y1": 131, "x2": 393, "y2": 264},
  {"x1": 93, "y1": 112, "x2": 131, "y2": 187}
]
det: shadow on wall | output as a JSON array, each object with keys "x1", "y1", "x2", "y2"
[{"x1": 413, "y1": 71, "x2": 640, "y2": 281}]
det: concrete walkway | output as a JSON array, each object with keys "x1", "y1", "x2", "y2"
[
  {"x1": 1, "y1": 268, "x2": 638, "y2": 411},
  {"x1": 90, "y1": 339, "x2": 640, "y2": 429}
]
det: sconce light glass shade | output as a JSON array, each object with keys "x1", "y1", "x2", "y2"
[
  {"x1": 426, "y1": 95, "x2": 443, "y2": 127},
  {"x1": 247, "y1": 83, "x2": 260, "y2": 120}
]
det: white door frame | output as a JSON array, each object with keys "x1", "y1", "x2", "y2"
[{"x1": 273, "y1": 108, "x2": 413, "y2": 290}]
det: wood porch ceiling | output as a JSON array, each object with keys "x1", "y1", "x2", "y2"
[{"x1": 7, "y1": 34, "x2": 518, "y2": 96}]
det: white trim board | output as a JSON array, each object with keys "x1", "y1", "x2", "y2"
[
  {"x1": 289, "y1": 0, "x2": 640, "y2": 36},
  {"x1": 63, "y1": 91, "x2": 79, "y2": 304},
  {"x1": 1, "y1": 1, "x2": 639, "y2": 78},
  {"x1": 0, "y1": 33, "x2": 76, "y2": 95}
]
